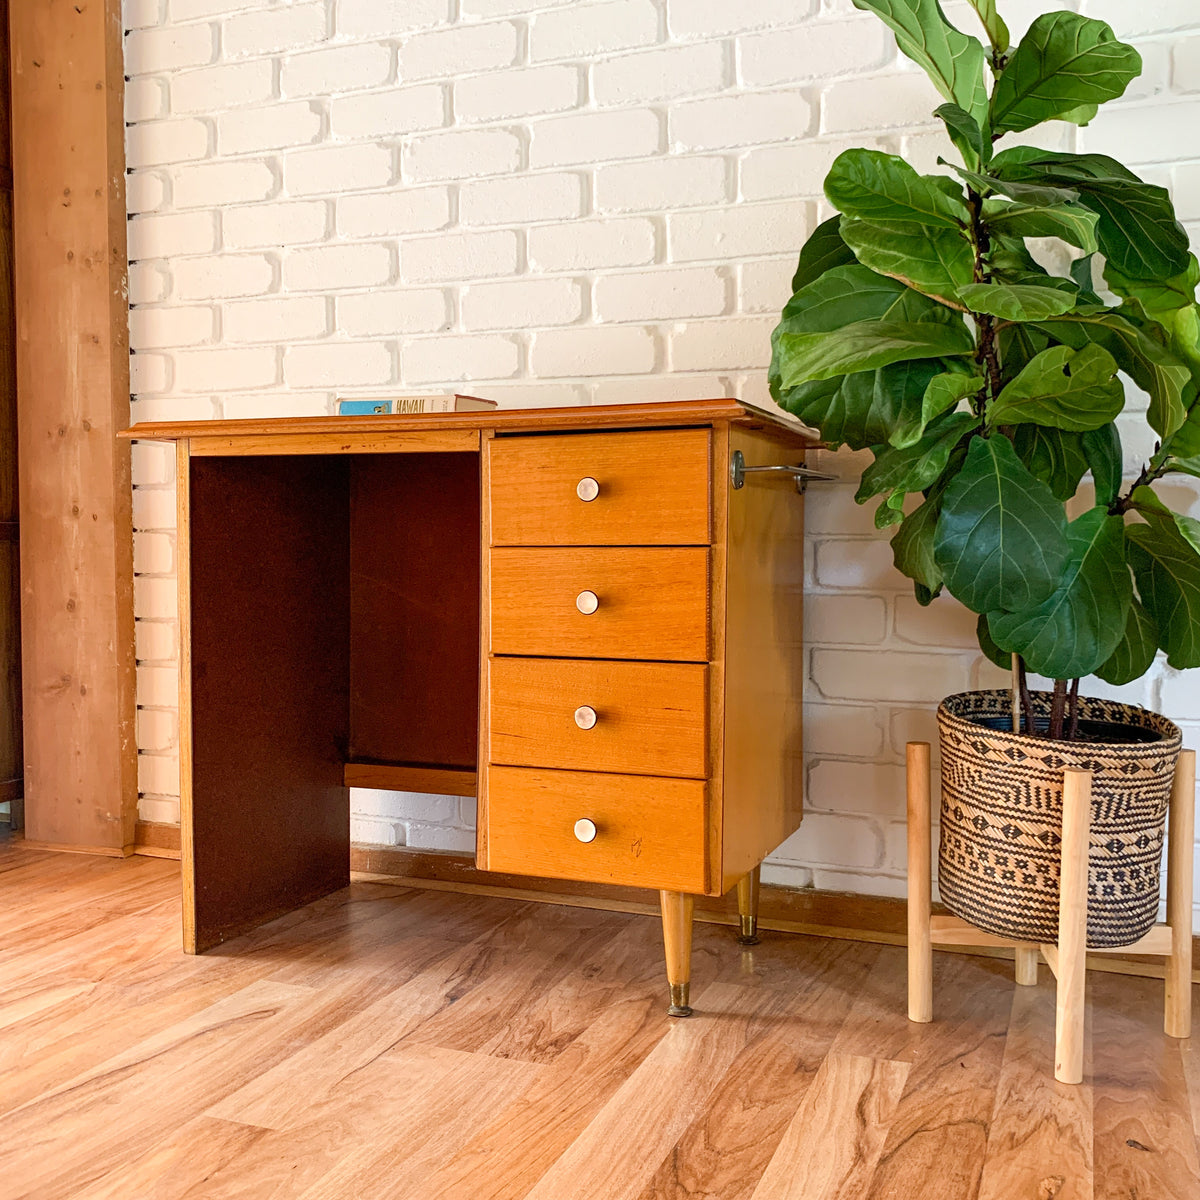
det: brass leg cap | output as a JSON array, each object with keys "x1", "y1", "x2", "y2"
[
  {"x1": 667, "y1": 982, "x2": 692, "y2": 1017},
  {"x1": 738, "y1": 916, "x2": 759, "y2": 946}
]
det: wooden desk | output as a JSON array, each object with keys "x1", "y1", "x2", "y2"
[{"x1": 124, "y1": 399, "x2": 815, "y2": 1015}]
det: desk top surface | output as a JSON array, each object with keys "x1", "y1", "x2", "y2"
[{"x1": 122, "y1": 397, "x2": 818, "y2": 447}]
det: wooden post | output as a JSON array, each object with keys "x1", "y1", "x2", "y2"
[
  {"x1": 907, "y1": 742, "x2": 933, "y2": 1023},
  {"x1": 1166, "y1": 749, "x2": 1195, "y2": 1039},
  {"x1": 9, "y1": 0, "x2": 135, "y2": 851},
  {"x1": 1055, "y1": 768, "x2": 1091, "y2": 1085},
  {"x1": 1014, "y1": 947, "x2": 1039, "y2": 986}
]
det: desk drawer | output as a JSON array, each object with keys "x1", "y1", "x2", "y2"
[
  {"x1": 485, "y1": 765, "x2": 706, "y2": 892},
  {"x1": 489, "y1": 658, "x2": 707, "y2": 777},
  {"x1": 489, "y1": 429, "x2": 710, "y2": 546},
  {"x1": 490, "y1": 547, "x2": 709, "y2": 661}
]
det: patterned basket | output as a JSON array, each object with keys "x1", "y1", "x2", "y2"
[{"x1": 937, "y1": 690, "x2": 1181, "y2": 949}]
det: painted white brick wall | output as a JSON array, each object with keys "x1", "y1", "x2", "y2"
[{"x1": 125, "y1": 0, "x2": 1200, "y2": 920}]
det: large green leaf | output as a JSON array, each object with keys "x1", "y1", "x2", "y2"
[
  {"x1": 976, "y1": 613, "x2": 1012, "y2": 671},
  {"x1": 1095, "y1": 597, "x2": 1158, "y2": 685},
  {"x1": 1012, "y1": 425, "x2": 1090, "y2": 501},
  {"x1": 891, "y1": 493, "x2": 944, "y2": 594},
  {"x1": 989, "y1": 12, "x2": 1141, "y2": 136},
  {"x1": 946, "y1": 160, "x2": 1079, "y2": 206},
  {"x1": 783, "y1": 358, "x2": 946, "y2": 452},
  {"x1": 957, "y1": 282, "x2": 1077, "y2": 321},
  {"x1": 993, "y1": 149, "x2": 1190, "y2": 279},
  {"x1": 1035, "y1": 311, "x2": 1191, "y2": 440},
  {"x1": 826, "y1": 149, "x2": 969, "y2": 229},
  {"x1": 769, "y1": 264, "x2": 909, "y2": 409},
  {"x1": 892, "y1": 370, "x2": 982, "y2": 448},
  {"x1": 856, "y1": 411, "x2": 979, "y2": 503},
  {"x1": 776, "y1": 264, "x2": 907, "y2": 335},
  {"x1": 1082, "y1": 422, "x2": 1123, "y2": 506},
  {"x1": 1105, "y1": 255, "x2": 1200, "y2": 319},
  {"x1": 935, "y1": 103, "x2": 986, "y2": 170},
  {"x1": 988, "y1": 344, "x2": 1123, "y2": 431},
  {"x1": 998, "y1": 322, "x2": 1052, "y2": 378},
  {"x1": 1069, "y1": 254, "x2": 1105, "y2": 306},
  {"x1": 1126, "y1": 514, "x2": 1200, "y2": 669},
  {"x1": 982, "y1": 199, "x2": 1099, "y2": 254},
  {"x1": 934, "y1": 433, "x2": 1070, "y2": 613},
  {"x1": 851, "y1": 0, "x2": 989, "y2": 126},
  {"x1": 840, "y1": 216, "x2": 975, "y2": 307},
  {"x1": 988, "y1": 507, "x2": 1130, "y2": 680},
  {"x1": 790, "y1": 216, "x2": 857, "y2": 292},
  {"x1": 775, "y1": 317, "x2": 975, "y2": 387},
  {"x1": 965, "y1": 0, "x2": 1008, "y2": 57}
]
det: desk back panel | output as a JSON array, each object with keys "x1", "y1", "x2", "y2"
[
  {"x1": 348, "y1": 453, "x2": 480, "y2": 771},
  {"x1": 187, "y1": 455, "x2": 351, "y2": 951}
]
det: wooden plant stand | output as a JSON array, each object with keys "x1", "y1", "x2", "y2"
[{"x1": 906, "y1": 741, "x2": 1196, "y2": 1085}]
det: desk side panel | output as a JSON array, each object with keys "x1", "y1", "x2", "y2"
[
  {"x1": 186, "y1": 454, "x2": 351, "y2": 951},
  {"x1": 719, "y1": 426, "x2": 806, "y2": 893}
]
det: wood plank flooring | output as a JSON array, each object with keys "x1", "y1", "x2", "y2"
[{"x1": 1, "y1": 837, "x2": 1197, "y2": 1200}]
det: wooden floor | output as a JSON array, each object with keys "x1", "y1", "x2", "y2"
[{"x1": 2, "y1": 839, "x2": 1199, "y2": 1200}]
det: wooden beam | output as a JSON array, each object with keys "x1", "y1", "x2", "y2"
[{"x1": 10, "y1": 0, "x2": 135, "y2": 850}]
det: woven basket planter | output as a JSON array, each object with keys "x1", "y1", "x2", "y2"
[{"x1": 937, "y1": 689, "x2": 1181, "y2": 949}]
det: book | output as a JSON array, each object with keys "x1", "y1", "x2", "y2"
[{"x1": 336, "y1": 394, "x2": 497, "y2": 415}]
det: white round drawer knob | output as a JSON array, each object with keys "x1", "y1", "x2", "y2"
[
  {"x1": 576, "y1": 476, "x2": 600, "y2": 502},
  {"x1": 574, "y1": 818, "x2": 598, "y2": 844},
  {"x1": 574, "y1": 705, "x2": 598, "y2": 730},
  {"x1": 576, "y1": 589, "x2": 599, "y2": 615}
]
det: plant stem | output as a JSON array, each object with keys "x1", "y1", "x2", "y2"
[
  {"x1": 1010, "y1": 654, "x2": 1020, "y2": 733},
  {"x1": 1017, "y1": 656, "x2": 1034, "y2": 736},
  {"x1": 964, "y1": 188, "x2": 1004, "y2": 408},
  {"x1": 1050, "y1": 679, "x2": 1067, "y2": 740},
  {"x1": 1067, "y1": 678, "x2": 1081, "y2": 740},
  {"x1": 1113, "y1": 441, "x2": 1169, "y2": 513}
]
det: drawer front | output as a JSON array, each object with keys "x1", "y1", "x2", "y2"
[
  {"x1": 489, "y1": 429, "x2": 711, "y2": 546},
  {"x1": 489, "y1": 658, "x2": 707, "y2": 778},
  {"x1": 490, "y1": 547, "x2": 710, "y2": 661},
  {"x1": 485, "y1": 765, "x2": 706, "y2": 892}
]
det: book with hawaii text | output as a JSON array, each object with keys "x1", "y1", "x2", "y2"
[{"x1": 337, "y1": 394, "x2": 497, "y2": 416}]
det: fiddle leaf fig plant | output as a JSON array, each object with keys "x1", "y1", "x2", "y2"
[{"x1": 769, "y1": 0, "x2": 1200, "y2": 740}]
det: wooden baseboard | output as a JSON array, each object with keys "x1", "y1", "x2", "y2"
[
  {"x1": 133, "y1": 821, "x2": 182, "y2": 859},
  {"x1": 132, "y1": 826, "x2": 1199, "y2": 982},
  {"x1": 22, "y1": 838, "x2": 133, "y2": 858},
  {"x1": 349, "y1": 845, "x2": 1200, "y2": 984}
]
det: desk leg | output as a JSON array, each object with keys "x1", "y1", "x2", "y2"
[
  {"x1": 660, "y1": 890, "x2": 695, "y2": 1017},
  {"x1": 737, "y1": 864, "x2": 761, "y2": 946}
]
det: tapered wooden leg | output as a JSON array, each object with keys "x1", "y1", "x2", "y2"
[
  {"x1": 660, "y1": 890, "x2": 695, "y2": 1017},
  {"x1": 907, "y1": 742, "x2": 933, "y2": 1024},
  {"x1": 1014, "y1": 947, "x2": 1039, "y2": 986},
  {"x1": 1055, "y1": 768, "x2": 1091, "y2": 1085},
  {"x1": 736, "y1": 864, "x2": 761, "y2": 946},
  {"x1": 1166, "y1": 749, "x2": 1195, "y2": 1038}
]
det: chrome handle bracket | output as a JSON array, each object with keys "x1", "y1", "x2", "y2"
[{"x1": 730, "y1": 449, "x2": 836, "y2": 495}]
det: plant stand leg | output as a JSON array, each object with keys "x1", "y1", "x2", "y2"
[
  {"x1": 736, "y1": 864, "x2": 761, "y2": 946},
  {"x1": 1055, "y1": 768, "x2": 1091, "y2": 1085},
  {"x1": 907, "y1": 741, "x2": 933, "y2": 1024},
  {"x1": 660, "y1": 890, "x2": 694, "y2": 1018},
  {"x1": 1014, "y1": 946, "x2": 1038, "y2": 986},
  {"x1": 1166, "y1": 749, "x2": 1196, "y2": 1038}
]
